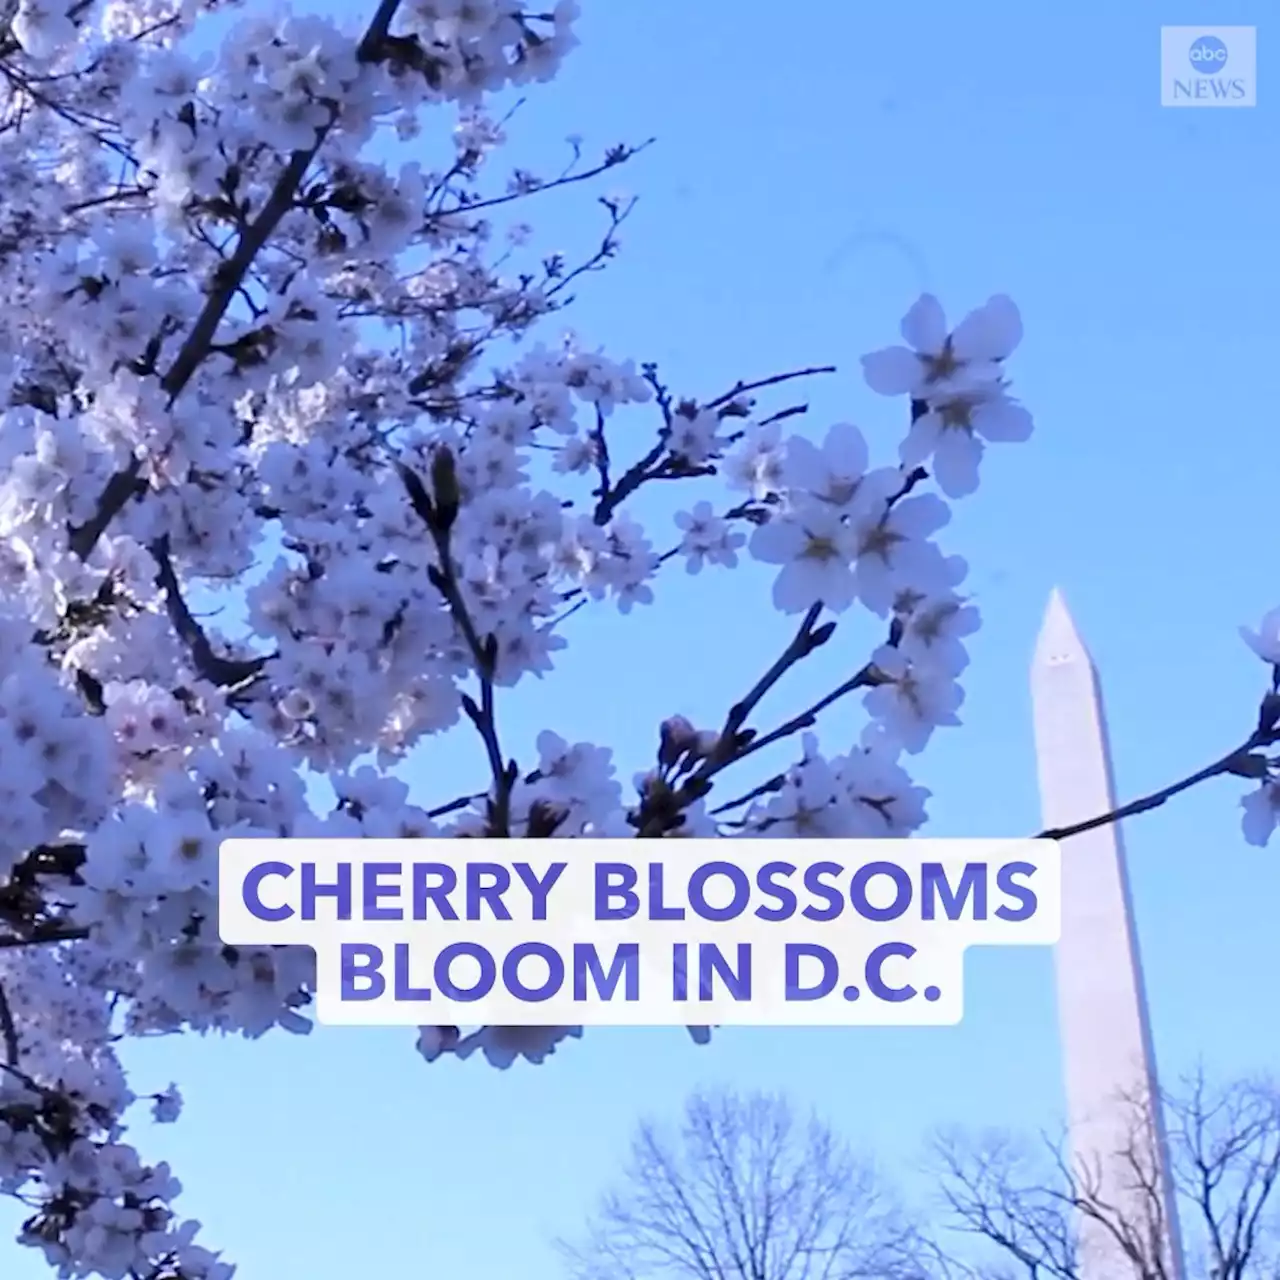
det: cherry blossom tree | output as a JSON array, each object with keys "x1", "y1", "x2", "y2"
[{"x1": 1, "y1": 0, "x2": 1278, "y2": 1277}]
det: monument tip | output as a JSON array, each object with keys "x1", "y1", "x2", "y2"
[{"x1": 1033, "y1": 586, "x2": 1092, "y2": 669}]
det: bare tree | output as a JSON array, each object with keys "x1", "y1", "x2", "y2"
[
  {"x1": 925, "y1": 1071, "x2": 1280, "y2": 1279},
  {"x1": 559, "y1": 1089, "x2": 927, "y2": 1280}
]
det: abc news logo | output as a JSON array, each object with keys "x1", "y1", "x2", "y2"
[
  {"x1": 1162, "y1": 27, "x2": 1256, "y2": 107},
  {"x1": 1189, "y1": 37, "x2": 1229, "y2": 71}
]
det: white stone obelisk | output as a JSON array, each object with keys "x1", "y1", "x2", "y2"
[{"x1": 1031, "y1": 589, "x2": 1184, "y2": 1280}]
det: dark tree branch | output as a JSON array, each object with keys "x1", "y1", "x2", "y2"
[
  {"x1": 730, "y1": 662, "x2": 882, "y2": 768},
  {"x1": 930, "y1": 1072, "x2": 1280, "y2": 1280},
  {"x1": 632, "y1": 606, "x2": 841, "y2": 836},
  {"x1": 397, "y1": 453, "x2": 517, "y2": 835},
  {"x1": 150, "y1": 536, "x2": 268, "y2": 689},
  {"x1": 435, "y1": 138, "x2": 655, "y2": 220},
  {"x1": 67, "y1": 0, "x2": 404, "y2": 561},
  {"x1": 705, "y1": 366, "x2": 837, "y2": 410},
  {"x1": 0, "y1": 982, "x2": 20, "y2": 1065},
  {"x1": 592, "y1": 365, "x2": 835, "y2": 527},
  {"x1": 1036, "y1": 693, "x2": 1280, "y2": 842}
]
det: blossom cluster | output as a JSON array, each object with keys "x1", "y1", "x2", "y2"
[{"x1": 0, "y1": 0, "x2": 1271, "y2": 1276}]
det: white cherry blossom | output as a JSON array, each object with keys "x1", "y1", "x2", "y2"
[
  {"x1": 724, "y1": 421, "x2": 785, "y2": 499},
  {"x1": 862, "y1": 646, "x2": 964, "y2": 754},
  {"x1": 849, "y1": 489, "x2": 953, "y2": 616},
  {"x1": 1241, "y1": 782, "x2": 1280, "y2": 847},
  {"x1": 749, "y1": 506, "x2": 861, "y2": 614},
  {"x1": 861, "y1": 292, "x2": 1022, "y2": 400},
  {"x1": 1240, "y1": 608, "x2": 1280, "y2": 665},
  {"x1": 782, "y1": 421, "x2": 872, "y2": 507},
  {"x1": 674, "y1": 502, "x2": 746, "y2": 573}
]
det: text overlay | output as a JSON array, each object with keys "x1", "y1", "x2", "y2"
[{"x1": 217, "y1": 838, "x2": 1061, "y2": 1026}]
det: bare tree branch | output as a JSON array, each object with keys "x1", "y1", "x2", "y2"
[
  {"x1": 558, "y1": 1090, "x2": 926, "y2": 1280},
  {"x1": 927, "y1": 1072, "x2": 1280, "y2": 1280}
]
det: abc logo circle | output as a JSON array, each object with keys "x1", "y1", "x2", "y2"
[{"x1": 1189, "y1": 35, "x2": 1229, "y2": 73}]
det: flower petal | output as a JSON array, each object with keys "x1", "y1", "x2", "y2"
[
  {"x1": 781, "y1": 435, "x2": 828, "y2": 494},
  {"x1": 861, "y1": 346, "x2": 923, "y2": 396},
  {"x1": 899, "y1": 416, "x2": 942, "y2": 469},
  {"x1": 823, "y1": 421, "x2": 869, "y2": 478},
  {"x1": 900, "y1": 293, "x2": 948, "y2": 354},
  {"x1": 749, "y1": 518, "x2": 804, "y2": 566},
  {"x1": 932, "y1": 434, "x2": 983, "y2": 498},
  {"x1": 972, "y1": 397, "x2": 1033, "y2": 444},
  {"x1": 951, "y1": 294, "x2": 1023, "y2": 362}
]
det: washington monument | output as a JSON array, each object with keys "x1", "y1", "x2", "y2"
[{"x1": 1030, "y1": 588, "x2": 1184, "y2": 1278}]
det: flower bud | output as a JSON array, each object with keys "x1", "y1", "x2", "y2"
[
  {"x1": 430, "y1": 445, "x2": 460, "y2": 531},
  {"x1": 658, "y1": 715, "x2": 698, "y2": 768}
]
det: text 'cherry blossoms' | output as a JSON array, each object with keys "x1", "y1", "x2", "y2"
[{"x1": 218, "y1": 839, "x2": 1062, "y2": 1025}]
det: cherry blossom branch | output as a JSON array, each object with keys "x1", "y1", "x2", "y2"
[
  {"x1": 425, "y1": 793, "x2": 485, "y2": 820},
  {"x1": 1036, "y1": 696, "x2": 1280, "y2": 842},
  {"x1": 435, "y1": 139, "x2": 654, "y2": 219},
  {"x1": 706, "y1": 366, "x2": 838, "y2": 409},
  {"x1": 558, "y1": 500, "x2": 766, "y2": 608},
  {"x1": 704, "y1": 647, "x2": 895, "y2": 821},
  {"x1": 710, "y1": 684, "x2": 1280, "y2": 839},
  {"x1": 633, "y1": 605, "x2": 840, "y2": 836},
  {"x1": 588, "y1": 404, "x2": 611, "y2": 504},
  {"x1": 708, "y1": 774, "x2": 789, "y2": 817},
  {"x1": 735, "y1": 664, "x2": 885, "y2": 767},
  {"x1": 718, "y1": 603, "x2": 832, "y2": 739},
  {"x1": 396, "y1": 451, "x2": 518, "y2": 836},
  {"x1": 543, "y1": 194, "x2": 634, "y2": 303},
  {"x1": 632, "y1": 464, "x2": 939, "y2": 833},
  {"x1": 710, "y1": 689, "x2": 1280, "y2": 840},
  {"x1": 68, "y1": 0, "x2": 403, "y2": 561},
  {"x1": 592, "y1": 364, "x2": 835, "y2": 525},
  {"x1": 150, "y1": 537, "x2": 269, "y2": 689},
  {"x1": 0, "y1": 841, "x2": 91, "y2": 952}
]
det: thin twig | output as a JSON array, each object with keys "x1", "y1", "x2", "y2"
[
  {"x1": 715, "y1": 602, "x2": 827, "y2": 748},
  {"x1": 732, "y1": 665, "x2": 879, "y2": 766},
  {"x1": 709, "y1": 774, "x2": 787, "y2": 816},
  {"x1": 633, "y1": 606, "x2": 839, "y2": 836},
  {"x1": 593, "y1": 364, "x2": 836, "y2": 526},
  {"x1": 712, "y1": 706, "x2": 1274, "y2": 841},
  {"x1": 700, "y1": 662, "x2": 882, "y2": 821},
  {"x1": 438, "y1": 139, "x2": 654, "y2": 219},
  {"x1": 706, "y1": 365, "x2": 836, "y2": 409},
  {"x1": 1037, "y1": 736, "x2": 1270, "y2": 843},
  {"x1": 425, "y1": 793, "x2": 484, "y2": 820}
]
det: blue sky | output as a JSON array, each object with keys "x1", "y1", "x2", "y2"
[{"x1": 7, "y1": 1, "x2": 1278, "y2": 1276}]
